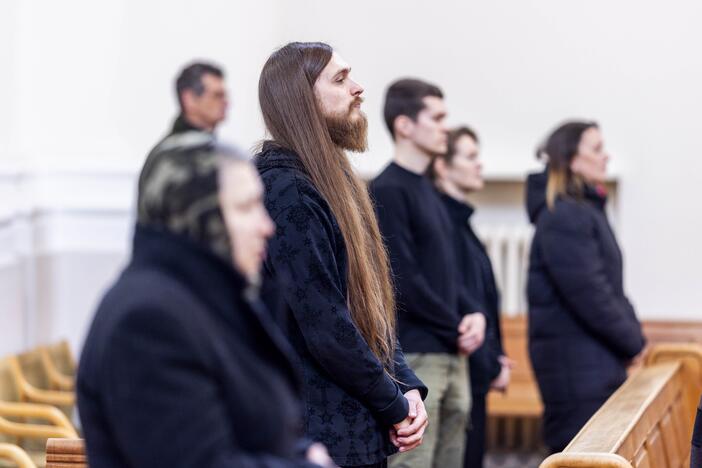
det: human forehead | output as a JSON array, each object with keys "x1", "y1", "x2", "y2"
[
  {"x1": 220, "y1": 163, "x2": 261, "y2": 200},
  {"x1": 420, "y1": 96, "x2": 447, "y2": 116},
  {"x1": 580, "y1": 127, "x2": 602, "y2": 147},
  {"x1": 202, "y1": 73, "x2": 225, "y2": 90},
  {"x1": 455, "y1": 135, "x2": 479, "y2": 155},
  {"x1": 320, "y1": 51, "x2": 351, "y2": 79}
]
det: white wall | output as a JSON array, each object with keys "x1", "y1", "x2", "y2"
[
  {"x1": 0, "y1": 0, "x2": 284, "y2": 355},
  {"x1": 279, "y1": 0, "x2": 702, "y2": 320},
  {"x1": 2, "y1": 0, "x2": 701, "y2": 356}
]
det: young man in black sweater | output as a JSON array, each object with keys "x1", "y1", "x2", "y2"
[
  {"x1": 370, "y1": 79, "x2": 486, "y2": 468},
  {"x1": 430, "y1": 126, "x2": 514, "y2": 468}
]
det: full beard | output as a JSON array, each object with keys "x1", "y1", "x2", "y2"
[{"x1": 326, "y1": 110, "x2": 368, "y2": 153}]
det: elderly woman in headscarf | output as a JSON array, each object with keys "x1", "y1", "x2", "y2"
[{"x1": 77, "y1": 131, "x2": 334, "y2": 467}]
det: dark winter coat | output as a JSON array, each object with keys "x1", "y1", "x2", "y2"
[
  {"x1": 525, "y1": 170, "x2": 646, "y2": 451},
  {"x1": 441, "y1": 194, "x2": 504, "y2": 395},
  {"x1": 77, "y1": 226, "x2": 317, "y2": 468},
  {"x1": 254, "y1": 146, "x2": 427, "y2": 467}
]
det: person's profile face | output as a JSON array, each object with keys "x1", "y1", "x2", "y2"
[
  {"x1": 313, "y1": 52, "x2": 365, "y2": 122},
  {"x1": 446, "y1": 135, "x2": 483, "y2": 192},
  {"x1": 408, "y1": 96, "x2": 449, "y2": 157},
  {"x1": 218, "y1": 162, "x2": 274, "y2": 283},
  {"x1": 570, "y1": 127, "x2": 609, "y2": 185},
  {"x1": 189, "y1": 73, "x2": 229, "y2": 128}
]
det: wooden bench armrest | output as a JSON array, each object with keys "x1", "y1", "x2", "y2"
[
  {"x1": 39, "y1": 347, "x2": 74, "y2": 391},
  {"x1": 46, "y1": 438, "x2": 86, "y2": 467},
  {"x1": 8, "y1": 357, "x2": 75, "y2": 406},
  {"x1": 0, "y1": 400, "x2": 78, "y2": 438},
  {"x1": 540, "y1": 452, "x2": 631, "y2": 467},
  {"x1": 0, "y1": 443, "x2": 37, "y2": 468}
]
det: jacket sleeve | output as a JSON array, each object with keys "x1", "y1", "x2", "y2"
[
  {"x1": 371, "y1": 185, "x2": 461, "y2": 348},
  {"x1": 538, "y1": 212, "x2": 645, "y2": 359},
  {"x1": 393, "y1": 341, "x2": 429, "y2": 399},
  {"x1": 468, "y1": 311, "x2": 503, "y2": 384},
  {"x1": 457, "y1": 287, "x2": 484, "y2": 318},
  {"x1": 265, "y1": 195, "x2": 409, "y2": 427},
  {"x1": 99, "y1": 307, "x2": 318, "y2": 468}
]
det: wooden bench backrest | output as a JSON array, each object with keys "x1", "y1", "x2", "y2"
[
  {"x1": 46, "y1": 438, "x2": 86, "y2": 468},
  {"x1": 487, "y1": 317, "x2": 702, "y2": 419},
  {"x1": 540, "y1": 343, "x2": 702, "y2": 468},
  {"x1": 487, "y1": 316, "x2": 543, "y2": 417}
]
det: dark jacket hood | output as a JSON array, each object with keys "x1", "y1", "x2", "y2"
[
  {"x1": 131, "y1": 225, "x2": 249, "y2": 307},
  {"x1": 526, "y1": 169, "x2": 548, "y2": 224},
  {"x1": 525, "y1": 168, "x2": 609, "y2": 225},
  {"x1": 254, "y1": 143, "x2": 307, "y2": 175}
]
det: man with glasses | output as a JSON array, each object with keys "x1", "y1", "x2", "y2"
[{"x1": 169, "y1": 61, "x2": 228, "y2": 135}]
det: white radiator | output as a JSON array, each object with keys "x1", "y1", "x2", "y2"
[{"x1": 475, "y1": 224, "x2": 533, "y2": 316}]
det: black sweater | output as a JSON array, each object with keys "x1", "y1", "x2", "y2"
[
  {"x1": 370, "y1": 162, "x2": 472, "y2": 354},
  {"x1": 441, "y1": 194, "x2": 504, "y2": 395},
  {"x1": 255, "y1": 147, "x2": 427, "y2": 466}
]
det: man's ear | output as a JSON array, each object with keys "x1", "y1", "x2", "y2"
[
  {"x1": 393, "y1": 115, "x2": 414, "y2": 140},
  {"x1": 181, "y1": 89, "x2": 197, "y2": 113}
]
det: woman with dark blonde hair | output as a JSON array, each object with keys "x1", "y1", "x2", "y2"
[{"x1": 525, "y1": 121, "x2": 646, "y2": 452}]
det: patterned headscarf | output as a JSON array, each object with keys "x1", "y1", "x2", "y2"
[{"x1": 136, "y1": 130, "x2": 248, "y2": 262}]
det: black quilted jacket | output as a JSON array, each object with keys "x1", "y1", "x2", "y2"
[{"x1": 525, "y1": 170, "x2": 646, "y2": 451}]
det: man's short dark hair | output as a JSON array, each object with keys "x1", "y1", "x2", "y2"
[
  {"x1": 383, "y1": 78, "x2": 444, "y2": 139},
  {"x1": 175, "y1": 61, "x2": 224, "y2": 109}
]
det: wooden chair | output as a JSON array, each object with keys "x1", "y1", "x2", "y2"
[
  {"x1": 12, "y1": 350, "x2": 74, "y2": 410},
  {"x1": 0, "y1": 357, "x2": 78, "y2": 467},
  {"x1": 0, "y1": 443, "x2": 36, "y2": 468},
  {"x1": 38, "y1": 342, "x2": 75, "y2": 392},
  {"x1": 45, "y1": 439, "x2": 85, "y2": 468},
  {"x1": 539, "y1": 343, "x2": 702, "y2": 467}
]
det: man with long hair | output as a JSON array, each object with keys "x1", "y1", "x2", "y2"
[
  {"x1": 370, "y1": 79, "x2": 486, "y2": 468},
  {"x1": 255, "y1": 42, "x2": 428, "y2": 468}
]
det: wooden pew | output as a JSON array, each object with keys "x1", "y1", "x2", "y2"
[
  {"x1": 540, "y1": 343, "x2": 702, "y2": 467},
  {"x1": 45, "y1": 438, "x2": 86, "y2": 468},
  {"x1": 486, "y1": 315, "x2": 702, "y2": 451}
]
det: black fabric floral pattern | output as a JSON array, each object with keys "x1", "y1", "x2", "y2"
[{"x1": 255, "y1": 146, "x2": 427, "y2": 466}]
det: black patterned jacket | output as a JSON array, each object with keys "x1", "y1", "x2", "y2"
[{"x1": 255, "y1": 146, "x2": 427, "y2": 466}]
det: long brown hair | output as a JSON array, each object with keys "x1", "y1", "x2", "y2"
[
  {"x1": 258, "y1": 42, "x2": 397, "y2": 369},
  {"x1": 536, "y1": 120, "x2": 598, "y2": 209}
]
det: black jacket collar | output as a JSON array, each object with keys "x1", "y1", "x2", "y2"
[
  {"x1": 440, "y1": 193, "x2": 475, "y2": 225},
  {"x1": 526, "y1": 168, "x2": 608, "y2": 223},
  {"x1": 171, "y1": 114, "x2": 208, "y2": 135},
  {"x1": 583, "y1": 183, "x2": 608, "y2": 211},
  {"x1": 254, "y1": 143, "x2": 308, "y2": 175}
]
